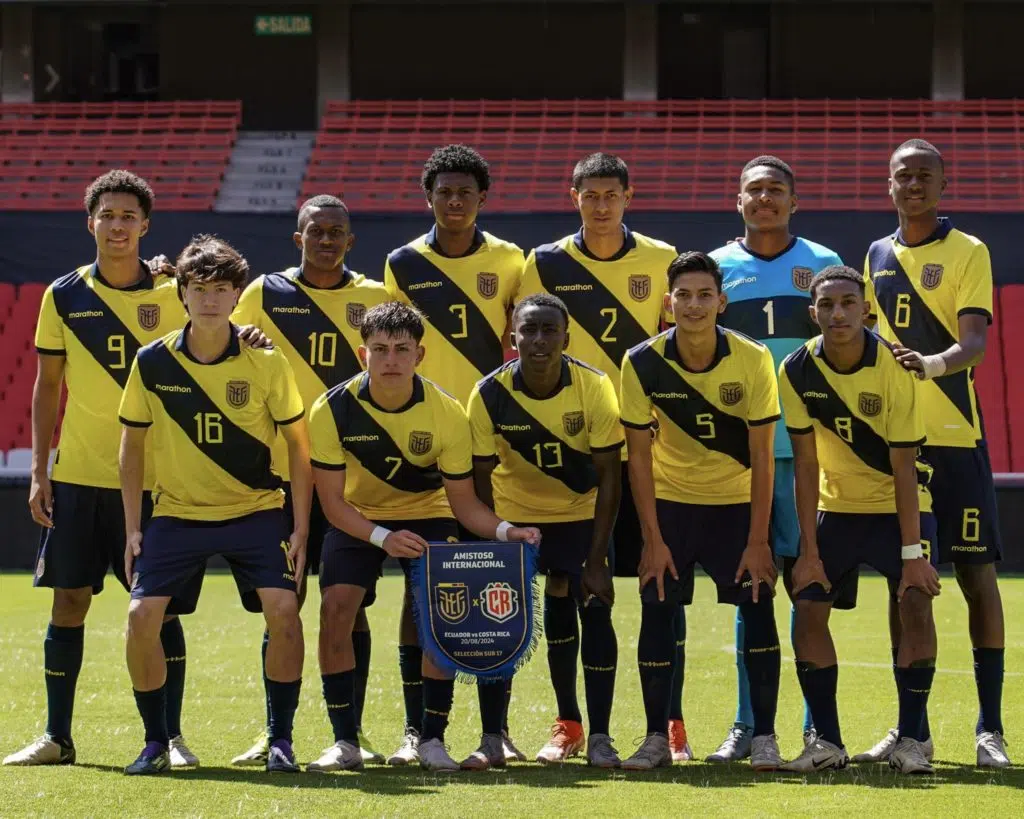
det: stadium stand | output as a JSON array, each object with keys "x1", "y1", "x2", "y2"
[
  {"x1": 302, "y1": 99, "x2": 1024, "y2": 212},
  {"x1": 0, "y1": 101, "x2": 241, "y2": 211}
]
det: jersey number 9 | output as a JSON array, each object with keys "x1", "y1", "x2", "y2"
[{"x1": 108, "y1": 334, "x2": 127, "y2": 369}]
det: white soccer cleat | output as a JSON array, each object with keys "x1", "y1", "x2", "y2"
[
  {"x1": 418, "y1": 738, "x2": 460, "y2": 772},
  {"x1": 668, "y1": 719, "x2": 694, "y2": 762},
  {"x1": 586, "y1": 733, "x2": 621, "y2": 769},
  {"x1": 231, "y1": 732, "x2": 269, "y2": 767},
  {"x1": 501, "y1": 730, "x2": 528, "y2": 763},
  {"x1": 889, "y1": 737, "x2": 934, "y2": 775},
  {"x1": 621, "y1": 733, "x2": 672, "y2": 771},
  {"x1": 852, "y1": 728, "x2": 897, "y2": 763},
  {"x1": 3, "y1": 735, "x2": 75, "y2": 766},
  {"x1": 460, "y1": 733, "x2": 506, "y2": 771},
  {"x1": 706, "y1": 723, "x2": 752, "y2": 762},
  {"x1": 781, "y1": 737, "x2": 849, "y2": 773},
  {"x1": 307, "y1": 740, "x2": 364, "y2": 773},
  {"x1": 357, "y1": 731, "x2": 385, "y2": 765},
  {"x1": 977, "y1": 731, "x2": 1011, "y2": 769},
  {"x1": 803, "y1": 728, "x2": 818, "y2": 748},
  {"x1": 387, "y1": 727, "x2": 420, "y2": 766},
  {"x1": 535, "y1": 719, "x2": 585, "y2": 764},
  {"x1": 168, "y1": 735, "x2": 200, "y2": 768},
  {"x1": 750, "y1": 734, "x2": 785, "y2": 772}
]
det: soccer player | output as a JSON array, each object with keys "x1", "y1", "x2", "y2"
[
  {"x1": 619, "y1": 251, "x2": 783, "y2": 772},
  {"x1": 229, "y1": 194, "x2": 390, "y2": 767},
  {"x1": 118, "y1": 235, "x2": 310, "y2": 775},
  {"x1": 466, "y1": 293, "x2": 624, "y2": 769},
  {"x1": 779, "y1": 265, "x2": 940, "y2": 775},
  {"x1": 708, "y1": 155, "x2": 844, "y2": 762},
  {"x1": 305, "y1": 302, "x2": 540, "y2": 773},
  {"x1": 518, "y1": 152, "x2": 693, "y2": 761},
  {"x1": 859, "y1": 139, "x2": 1009, "y2": 768},
  {"x1": 4, "y1": 171, "x2": 207, "y2": 768},
  {"x1": 383, "y1": 145, "x2": 528, "y2": 764}
]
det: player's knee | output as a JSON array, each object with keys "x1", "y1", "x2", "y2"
[
  {"x1": 954, "y1": 562, "x2": 998, "y2": 603},
  {"x1": 792, "y1": 600, "x2": 828, "y2": 648},
  {"x1": 51, "y1": 587, "x2": 92, "y2": 625},
  {"x1": 126, "y1": 598, "x2": 164, "y2": 642},
  {"x1": 899, "y1": 589, "x2": 934, "y2": 637},
  {"x1": 544, "y1": 573, "x2": 570, "y2": 598},
  {"x1": 262, "y1": 591, "x2": 302, "y2": 633},
  {"x1": 320, "y1": 586, "x2": 361, "y2": 633}
]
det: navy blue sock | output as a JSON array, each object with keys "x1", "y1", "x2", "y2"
[
  {"x1": 322, "y1": 671, "x2": 357, "y2": 743},
  {"x1": 261, "y1": 630, "x2": 271, "y2": 729},
  {"x1": 795, "y1": 607, "x2": 813, "y2": 734},
  {"x1": 134, "y1": 686, "x2": 169, "y2": 746},
  {"x1": 893, "y1": 646, "x2": 930, "y2": 739},
  {"x1": 266, "y1": 678, "x2": 301, "y2": 744},
  {"x1": 668, "y1": 605, "x2": 686, "y2": 722},
  {"x1": 352, "y1": 629, "x2": 371, "y2": 730},
  {"x1": 44, "y1": 624, "x2": 84, "y2": 743},
  {"x1": 544, "y1": 595, "x2": 582, "y2": 723},
  {"x1": 503, "y1": 677, "x2": 513, "y2": 733},
  {"x1": 638, "y1": 602, "x2": 676, "y2": 736},
  {"x1": 739, "y1": 597, "x2": 781, "y2": 738},
  {"x1": 897, "y1": 664, "x2": 935, "y2": 742},
  {"x1": 477, "y1": 679, "x2": 506, "y2": 735},
  {"x1": 160, "y1": 619, "x2": 186, "y2": 738},
  {"x1": 580, "y1": 603, "x2": 617, "y2": 736},
  {"x1": 398, "y1": 645, "x2": 423, "y2": 733},
  {"x1": 421, "y1": 678, "x2": 454, "y2": 742},
  {"x1": 796, "y1": 664, "x2": 842, "y2": 748},
  {"x1": 974, "y1": 647, "x2": 1005, "y2": 735}
]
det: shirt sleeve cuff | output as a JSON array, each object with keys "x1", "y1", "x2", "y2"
[
  {"x1": 749, "y1": 413, "x2": 781, "y2": 427},
  {"x1": 786, "y1": 424, "x2": 813, "y2": 435},
  {"x1": 35, "y1": 346, "x2": 66, "y2": 356},
  {"x1": 441, "y1": 468, "x2": 474, "y2": 481},
  {"x1": 119, "y1": 416, "x2": 152, "y2": 428},
  {"x1": 275, "y1": 410, "x2": 305, "y2": 426},
  {"x1": 957, "y1": 307, "x2": 993, "y2": 325},
  {"x1": 591, "y1": 440, "x2": 626, "y2": 454},
  {"x1": 889, "y1": 436, "x2": 926, "y2": 448},
  {"x1": 622, "y1": 418, "x2": 653, "y2": 430}
]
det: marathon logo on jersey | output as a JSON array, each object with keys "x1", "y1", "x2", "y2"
[
  {"x1": 137, "y1": 303, "x2": 161, "y2": 331},
  {"x1": 562, "y1": 410, "x2": 585, "y2": 436},
  {"x1": 409, "y1": 430, "x2": 433, "y2": 456},
  {"x1": 435, "y1": 582, "x2": 470, "y2": 624},
  {"x1": 477, "y1": 272, "x2": 499, "y2": 300},
  {"x1": 226, "y1": 380, "x2": 250, "y2": 409},
  {"x1": 858, "y1": 392, "x2": 883, "y2": 417},
  {"x1": 719, "y1": 382, "x2": 744, "y2": 406},
  {"x1": 346, "y1": 302, "x2": 366, "y2": 329},
  {"x1": 628, "y1": 274, "x2": 652, "y2": 302},
  {"x1": 480, "y1": 582, "x2": 519, "y2": 624},
  {"x1": 791, "y1": 266, "x2": 814, "y2": 291},
  {"x1": 921, "y1": 263, "x2": 944, "y2": 290}
]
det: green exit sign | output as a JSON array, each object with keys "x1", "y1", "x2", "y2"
[{"x1": 254, "y1": 15, "x2": 312, "y2": 36}]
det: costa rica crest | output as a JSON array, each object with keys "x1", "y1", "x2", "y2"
[
  {"x1": 477, "y1": 272, "x2": 499, "y2": 299},
  {"x1": 409, "y1": 430, "x2": 433, "y2": 455},
  {"x1": 434, "y1": 582, "x2": 469, "y2": 625},
  {"x1": 562, "y1": 410, "x2": 585, "y2": 436},
  {"x1": 921, "y1": 263, "x2": 944, "y2": 290},
  {"x1": 858, "y1": 392, "x2": 882, "y2": 417},
  {"x1": 480, "y1": 581, "x2": 519, "y2": 624},
  {"x1": 719, "y1": 381, "x2": 744, "y2": 406},
  {"x1": 137, "y1": 303, "x2": 161, "y2": 331},
  {"x1": 226, "y1": 380, "x2": 250, "y2": 409},
  {"x1": 791, "y1": 266, "x2": 814, "y2": 291},
  {"x1": 346, "y1": 302, "x2": 366, "y2": 328},
  {"x1": 628, "y1": 274, "x2": 652, "y2": 301}
]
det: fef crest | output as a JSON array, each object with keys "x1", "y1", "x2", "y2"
[
  {"x1": 137, "y1": 303, "x2": 161, "y2": 331},
  {"x1": 346, "y1": 302, "x2": 366, "y2": 328},
  {"x1": 226, "y1": 380, "x2": 250, "y2": 409},
  {"x1": 628, "y1": 274, "x2": 652, "y2": 302},
  {"x1": 859, "y1": 392, "x2": 883, "y2": 417},
  {"x1": 562, "y1": 411, "x2": 585, "y2": 436},
  {"x1": 791, "y1": 266, "x2": 814, "y2": 291},
  {"x1": 409, "y1": 430, "x2": 433, "y2": 456},
  {"x1": 719, "y1": 381, "x2": 744, "y2": 406},
  {"x1": 434, "y1": 582, "x2": 469, "y2": 625},
  {"x1": 921, "y1": 263, "x2": 944, "y2": 290},
  {"x1": 477, "y1": 272, "x2": 499, "y2": 300},
  {"x1": 480, "y1": 582, "x2": 519, "y2": 624}
]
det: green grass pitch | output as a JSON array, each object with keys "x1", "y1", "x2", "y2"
[{"x1": 1, "y1": 572, "x2": 1021, "y2": 816}]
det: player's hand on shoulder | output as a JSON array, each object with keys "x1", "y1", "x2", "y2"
[
  {"x1": 736, "y1": 537, "x2": 777, "y2": 603},
  {"x1": 898, "y1": 557, "x2": 941, "y2": 600},
  {"x1": 237, "y1": 324, "x2": 274, "y2": 349},
  {"x1": 892, "y1": 344, "x2": 925, "y2": 375},
  {"x1": 382, "y1": 529, "x2": 427, "y2": 559},
  {"x1": 791, "y1": 552, "x2": 831, "y2": 595},
  {"x1": 28, "y1": 472, "x2": 54, "y2": 528},
  {"x1": 638, "y1": 536, "x2": 677, "y2": 602},
  {"x1": 581, "y1": 561, "x2": 615, "y2": 607},
  {"x1": 145, "y1": 255, "x2": 175, "y2": 277},
  {"x1": 124, "y1": 530, "x2": 144, "y2": 581},
  {"x1": 507, "y1": 526, "x2": 541, "y2": 545}
]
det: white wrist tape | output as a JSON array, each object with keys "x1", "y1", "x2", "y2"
[
  {"x1": 369, "y1": 526, "x2": 392, "y2": 548},
  {"x1": 916, "y1": 353, "x2": 947, "y2": 381},
  {"x1": 495, "y1": 521, "x2": 513, "y2": 542},
  {"x1": 901, "y1": 543, "x2": 924, "y2": 560}
]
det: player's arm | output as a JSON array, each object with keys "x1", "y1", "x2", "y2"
[
  {"x1": 891, "y1": 445, "x2": 940, "y2": 599},
  {"x1": 279, "y1": 416, "x2": 312, "y2": 587},
  {"x1": 472, "y1": 458, "x2": 496, "y2": 510},
  {"x1": 466, "y1": 385, "x2": 498, "y2": 509},
  {"x1": 788, "y1": 430, "x2": 830, "y2": 594},
  {"x1": 736, "y1": 422, "x2": 777, "y2": 601},
  {"x1": 117, "y1": 357, "x2": 154, "y2": 579},
  {"x1": 581, "y1": 448, "x2": 621, "y2": 606},
  {"x1": 29, "y1": 354, "x2": 64, "y2": 528},
  {"x1": 443, "y1": 477, "x2": 539, "y2": 544}
]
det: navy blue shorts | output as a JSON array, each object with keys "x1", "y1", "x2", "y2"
[
  {"x1": 34, "y1": 481, "x2": 202, "y2": 614},
  {"x1": 320, "y1": 518, "x2": 458, "y2": 607},
  {"x1": 282, "y1": 482, "x2": 329, "y2": 575},
  {"x1": 641, "y1": 500, "x2": 761, "y2": 606},
  {"x1": 131, "y1": 508, "x2": 295, "y2": 608},
  {"x1": 512, "y1": 518, "x2": 594, "y2": 605},
  {"x1": 922, "y1": 443, "x2": 1002, "y2": 565},
  {"x1": 797, "y1": 511, "x2": 939, "y2": 607},
  {"x1": 611, "y1": 462, "x2": 638, "y2": 576}
]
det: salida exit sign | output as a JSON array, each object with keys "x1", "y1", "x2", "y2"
[{"x1": 254, "y1": 15, "x2": 312, "y2": 36}]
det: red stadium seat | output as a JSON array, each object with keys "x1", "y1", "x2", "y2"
[
  {"x1": 974, "y1": 298, "x2": 1010, "y2": 473},
  {"x1": 1000, "y1": 285, "x2": 1024, "y2": 471}
]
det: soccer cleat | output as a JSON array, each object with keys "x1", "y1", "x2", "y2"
[
  {"x1": 751, "y1": 734, "x2": 785, "y2": 771},
  {"x1": 501, "y1": 730, "x2": 528, "y2": 763},
  {"x1": 307, "y1": 740, "x2": 363, "y2": 772},
  {"x1": 168, "y1": 735, "x2": 200, "y2": 768},
  {"x1": 668, "y1": 719, "x2": 694, "y2": 762},
  {"x1": 357, "y1": 730, "x2": 385, "y2": 765},
  {"x1": 853, "y1": 728, "x2": 935, "y2": 763},
  {"x1": 266, "y1": 740, "x2": 300, "y2": 773},
  {"x1": 418, "y1": 738, "x2": 460, "y2": 772},
  {"x1": 460, "y1": 733, "x2": 506, "y2": 771},
  {"x1": 3, "y1": 735, "x2": 75, "y2": 766},
  {"x1": 231, "y1": 732, "x2": 270, "y2": 767},
  {"x1": 535, "y1": 719, "x2": 585, "y2": 764},
  {"x1": 586, "y1": 733, "x2": 621, "y2": 769},
  {"x1": 977, "y1": 731, "x2": 1011, "y2": 769},
  {"x1": 706, "y1": 723, "x2": 752, "y2": 763},
  {"x1": 803, "y1": 728, "x2": 818, "y2": 748},
  {"x1": 889, "y1": 737, "x2": 934, "y2": 775},
  {"x1": 387, "y1": 727, "x2": 420, "y2": 766},
  {"x1": 124, "y1": 742, "x2": 170, "y2": 776},
  {"x1": 781, "y1": 738, "x2": 849, "y2": 773},
  {"x1": 621, "y1": 733, "x2": 672, "y2": 771}
]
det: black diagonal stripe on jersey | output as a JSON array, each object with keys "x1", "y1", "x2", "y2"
[
  {"x1": 630, "y1": 344, "x2": 750, "y2": 467},
  {"x1": 138, "y1": 344, "x2": 281, "y2": 490},
  {"x1": 534, "y1": 246, "x2": 651, "y2": 368},
  {"x1": 719, "y1": 295, "x2": 816, "y2": 341},
  {"x1": 867, "y1": 241, "x2": 974, "y2": 426},
  {"x1": 330, "y1": 389, "x2": 443, "y2": 494},
  {"x1": 261, "y1": 275, "x2": 362, "y2": 389},
  {"x1": 783, "y1": 348, "x2": 891, "y2": 475},
  {"x1": 51, "y1": 275, "x2": 141, "y2": 389},
  {"x1": 387, "y1": 246, "x2": 503, "y2": 380},
  {"x1": 479, "y1": 378, "x2": 597, "y2": 495}
]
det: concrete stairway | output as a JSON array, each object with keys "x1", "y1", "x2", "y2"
[{"x1": 215, "y1": 131, "x2": 315, "y2": 213}]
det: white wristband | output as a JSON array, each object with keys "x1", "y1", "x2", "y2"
[
  {"x1": 901, "y1": 543, "x2": 924, "y2": 560},
  {"x1": 369, "y1": 526, "x2": 392, "y2": 548},
  {"x1": 495, "y1": 521, "x2": 513, "y2": 542},
  {"x1": 917, "y1": 353, "x2": 947, "y2": 381}
]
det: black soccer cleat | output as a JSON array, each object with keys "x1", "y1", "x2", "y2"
[
  {"x1": 124, "y1": 742, "x2": 170, "y2": 776},
  {"x1": 267, "y1": 739, "x2": 300, "y2": 773}
]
